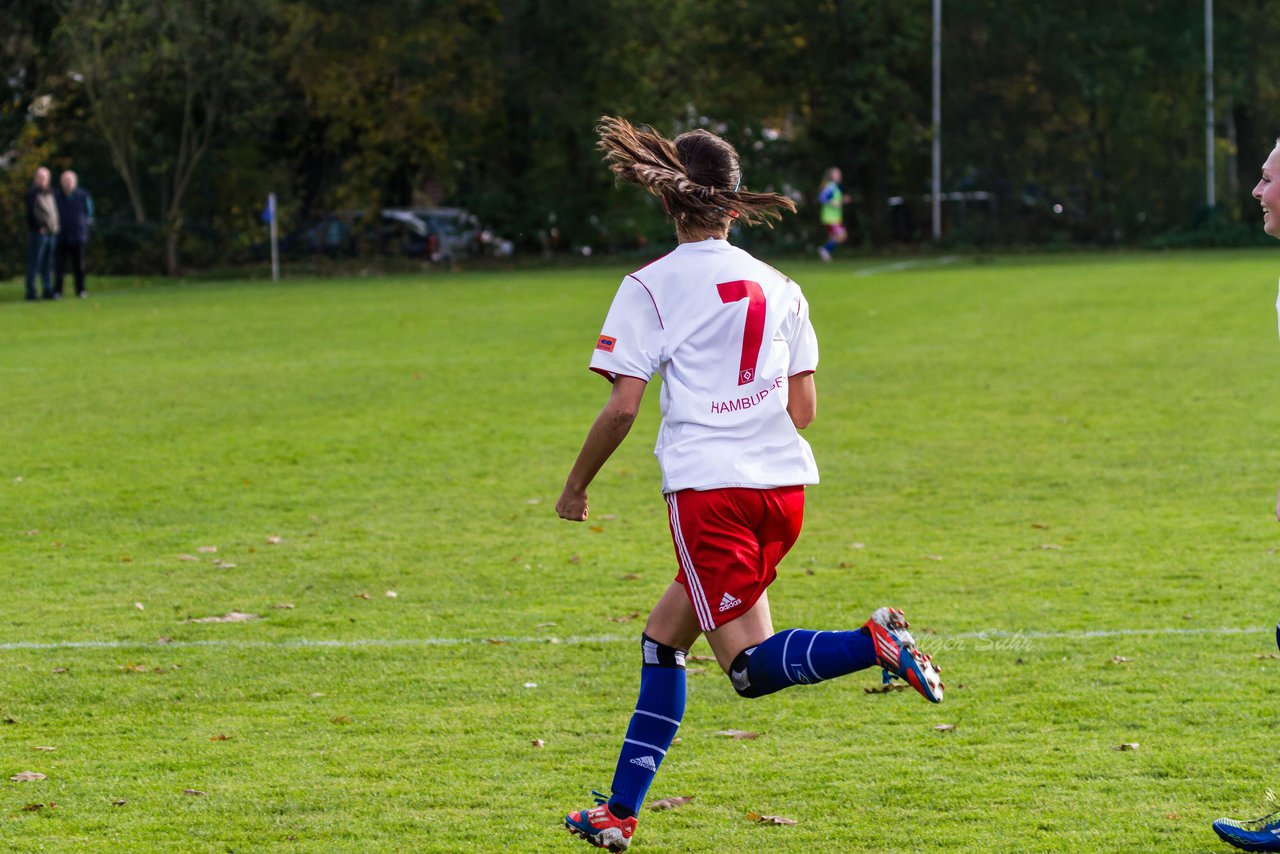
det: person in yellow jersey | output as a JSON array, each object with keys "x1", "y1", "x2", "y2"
[{"x1": 816, "y1": 166, "x2": 847, "y2": 262}]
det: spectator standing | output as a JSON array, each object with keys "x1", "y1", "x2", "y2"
[
  {"x1": 816, "y1": 166, "x2": 847, "y2": 262},
  {"x1": 23, "y1": 167, "x2": 58, "y2": 301},
  {"x1": 55, "y1": 170, "x2": 93, "y2": 299}
]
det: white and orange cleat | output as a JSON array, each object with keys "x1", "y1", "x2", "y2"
[
  {"x1": 565, "y1": 791, "x2": 637, "y2": 852},
  {"x1": 864, "y1": 607, "x2": 944, "y2": 703}
]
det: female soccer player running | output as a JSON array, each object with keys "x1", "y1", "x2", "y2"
[
  {"x1": 557, "y1": 116, "x2": 944, "y2": 852},
  {"x1": 1212, "y1": 140, "x2": 1280, "y2": 853}
]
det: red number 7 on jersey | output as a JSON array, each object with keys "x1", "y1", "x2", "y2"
[{"x1": 717, "y1": 280, "x2": 765, "y2": 386}]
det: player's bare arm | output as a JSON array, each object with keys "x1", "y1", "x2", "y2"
[
  {"x1": 556, "y1": 375, "x2": 647, "y2": 521},
  {"x1": 786, "y1": 372, "x2": 816, "y2": 429}
]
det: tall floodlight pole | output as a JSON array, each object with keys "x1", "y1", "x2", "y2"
[
  {"x1": 1205, "y1": 0, "x2": 1215, "y2": 211},
  {"x1": 932, "y1": 0, "x2": 942, "y2": 239}
]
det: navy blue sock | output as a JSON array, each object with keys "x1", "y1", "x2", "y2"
[
  {"x1": 730, "y1": 628, "x2": 877, "y2": 698},
  {"x1": 608, "y1": 635, "x2": 686, "y2": 817},
  {"x1": 823, "y1": 239, "x2": 838, "y2": 253}
]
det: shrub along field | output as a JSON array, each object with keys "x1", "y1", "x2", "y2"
[{"x1": 3, "y1": 251, "x2": 1280, "y2": 852}]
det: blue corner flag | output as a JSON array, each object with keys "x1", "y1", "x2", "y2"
[{"x1": 261, "y1": 194, "x2": 275, "y2": 224}]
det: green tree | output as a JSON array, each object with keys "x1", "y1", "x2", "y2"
[{"x1": 55, "y1": 0, "x2": 283, "y2": 273}]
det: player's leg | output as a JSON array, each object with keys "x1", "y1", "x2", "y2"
[
  {"x1": 565, "y1": 584, "x2": 698, "y2": 851},
  {"x1": 700, "y1": 487, "x2": 942, "y2": 702}
]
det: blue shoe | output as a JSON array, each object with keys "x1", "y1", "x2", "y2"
[
  {"x1": 565, "y1": 790, "x2": 636, "y2": 852},
  {"x1": 1214, "y1": 791, "x2": 1280, "y2": 851},
  {"x1": 864, "y1": 607, "x2": 944, "y2": 703}
]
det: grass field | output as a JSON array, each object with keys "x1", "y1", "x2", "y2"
[{"x1": 4, "y1": 250, "x2": 1280, "y2": 853}]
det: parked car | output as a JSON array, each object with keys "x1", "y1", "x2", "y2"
[{"x1": 385, "y1": 207, "x2": 514, "y2": 262}]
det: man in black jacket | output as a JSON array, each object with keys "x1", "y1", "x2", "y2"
[
  {"x1": 55, "y1": 170, "x2": 93, "y2": 299},
  {"x1": 23, "y1": 167, "x2": 58, "y2": 301}
]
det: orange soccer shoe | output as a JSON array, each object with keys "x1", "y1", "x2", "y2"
[
  {"x1": 864, "y1": 607, "x2": 944, "y2": 703},
  {"x1": 565, "y1": 791, "x2": 638, "y2": 852}
]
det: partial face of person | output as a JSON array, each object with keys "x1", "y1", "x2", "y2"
[
  {"x1": 61, "y1": 172, "x2": 76, "y2": 193},
  {"x1": 1252, "y1": 145, "x2": 1280, "y2": 239},
  {"x1": 831, "y1": 168, "x2": 842, "y2": 184},
  {"x1": 33, "y1": 168, "x2": 49, "y2": 190}
]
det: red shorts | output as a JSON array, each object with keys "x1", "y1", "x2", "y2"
[{"x1": 664, "y1": 486, "x2": 805, "y2": 632}]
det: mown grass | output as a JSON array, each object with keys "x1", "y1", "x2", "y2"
[{"x1": 3, "y1": 250, "x2": 1280, "y2": 852}]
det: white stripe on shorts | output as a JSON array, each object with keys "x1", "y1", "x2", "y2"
[{"x1": 666, "y1": 492, "x2": 715, "y2": 631}]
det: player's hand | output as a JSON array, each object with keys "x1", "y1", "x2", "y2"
[{"x1": 556, "y1": 487, "x2": 589, "y2": 522}]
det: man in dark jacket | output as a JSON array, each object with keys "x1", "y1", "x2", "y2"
[
  {"x1": 55, "y1": 170, "x2": 93, "y2": 299},
  {"x1": 23, "y1": 167, "x2": 58, "y2": 301}
]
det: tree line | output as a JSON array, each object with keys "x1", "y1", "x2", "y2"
[{"x1": 3, "y1": 0, "x2": 1279, "y2": 276}]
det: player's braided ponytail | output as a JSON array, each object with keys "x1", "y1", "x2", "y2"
[{"x1": 597, "y1": 115, "x2": 796, "y2": 233}]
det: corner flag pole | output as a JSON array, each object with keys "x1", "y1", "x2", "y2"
[
  {"x1": 269, "y1": 192, "x2": 280, "y2": 282},
  {"x1": 1205, "y1": 0, "x2": 1215, "y2": 212},
  {"x1": 931, "y1": 0, "x2": 942, "y2": 240}
]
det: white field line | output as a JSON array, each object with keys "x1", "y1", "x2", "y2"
[
  {"x1": 853, "y1": 255, "x2": 960, "y2": 276},
  {"x1": 0, "y1": 624, "x2": 1271, "y2": 653}
]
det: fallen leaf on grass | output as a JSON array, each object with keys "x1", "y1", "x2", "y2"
[
  {"x1": 156, "y1": 637, "x2": 173, "y2": 645},
  {"x1": 1113, "y1": 743, "x2": 1140, "y2": 751},
  {"x1": 22, "y1": 803, "x2": 45, "y2": 811},
  {"x1": 211, "y1": 560, "x2": 237, "y2": 569},
  {"x1": 933, "y1": 723, "x2": 956, "y2": 732},
  {"x1": 1031, "y1": 522, "x2": 1049, "y2": 529},
  {"x1": 649, "y1": 796, "x2": 694, "y2": 811},
  {"x1": 266, "y1": 535, "x2": 282, "y2": 545},
  {"x1": 1258, "y1": 653, "x2": 1280, "y2": 660},
  {"x1": 331, "y1": 716, "x2": 353, "y2": 725},
  {"x1": 535, "y1": 622, "x2": 557, "y2": 628},
  {"x1": 10, "y1": 772, "x2": 46, "y2": 782},
  {"x1": 688, "y1": 654, "x2": 716, "y2": 662},
  {"x1": 112, "y1": 799, "x2": 127, "y2": 807},
  {"x1": 1166, "y1": 812, "x2": 1181, "y2": 819},
  {"x1": 864, "y1": 684, "x2": 907, "y2": 694},
  {"x1": 620, "y1": 573, "x2": 641, "y2": 581},
  {"x1": 120, "y1": 663, "x2": 148, "y2": 673},
  {"x1": 524, "y1": 498, "x2": 541, "y2": 505},
  {"x1": 133, "y1": 602, "x2": 145, "y2": 611},
  {"x1": 385, "y1": 591, "x2": 397, "y2": 598},
  {"x1": 746, "y1": 811, "x2": 797, "y2": 825},
  {"x1": 51, "y1": 667, "x2": 68, "y2": 674},
  {"x1": 923, "y1": 554, "x2": 943, "y2": 561},
  {"x1": 671, "y1": 737, "x2": 682, "y2": 745},
  {"x1": 486, "y1": 639, "x2": 509, "y2": 645},
  {"x1": 30, "y1": 746, "x2": 55, "y2": 752},
  {"x1": 24, "y1": 529, "x2": 38, "y2": 536},
  {"x1": 196, "y1": 546, "x2": 217, "y2": 554},
  {"x1": 353, "y1": 593, "x2": 371, "y2": 600},
  {"x1": 183, "y1": 788, "x2": 205, "y2": 796},
  {"x1": 715, "y1": 729, "x2": 759, "y2": 740},
  {"x1": 272, "y1": 603, "x2": 295, "y2": 610},
  {"x1": 838, "y1": 561, "x2": 854, "y2": 569},
  {"x1": 607, "y1": 613, "x2": 641, "y2": 623},
  {"x1": 1039, "y1": 544, "x2": 1063, "y2": 550},
  {"x1": 567, "y1": 555, "x2": 581, "y2": 564},
  {"x1": 851, "y1": 542, "x2": 866, "y2": 549},
  {"x1": 590, "y1": 525, "x2": 604, "y2": 533},
  {"x1": 178, "y1": 554, "x2": 199, "y2": 562},
  {"x1": 184, "y1": 612, "x2": 259, "y2": 624},
  {"x1": 1110, "y1": 656, "x2": 1133, "y2": 664},
  {"x1": 209, "y1": 734, "x2": 230, "y2": 742},
  {"x1": 531, "y1": 739, "x2": 545, "y2": 748}
]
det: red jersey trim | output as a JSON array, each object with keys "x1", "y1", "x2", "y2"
[
  {"x1": 625, "y1": 274, "x2": 665, "y2": 329},
  {"x1": 590, "y1": 366, "x2": 650, "y2": 384}
]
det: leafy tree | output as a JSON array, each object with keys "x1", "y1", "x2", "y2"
[{"x1": 54, "y1": 0, "x2": 283, "y2": 272}]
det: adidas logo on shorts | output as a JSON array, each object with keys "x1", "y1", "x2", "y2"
[
  {"x1": 718, "y1": 592, "x2": 742, "y2": 612},
  {"x1": 630, "y1": 755, "x2": 657, "y2": 772}
]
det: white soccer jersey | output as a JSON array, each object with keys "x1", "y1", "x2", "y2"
[{"x1": 589, "y1": 238, "x2": 820, "y2": 493}]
